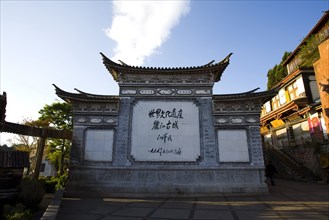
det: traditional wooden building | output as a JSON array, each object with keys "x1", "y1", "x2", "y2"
[
  {"x1": 261, "y1": 11, "x2": 329, "y2": 181},
  {"x1": 55, "y1": 52, "x2": 275, "y2": 197}
]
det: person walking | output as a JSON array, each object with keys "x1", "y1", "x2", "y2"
[{"x1": 266, "y1": 161, "x2": 278, "y2": 186}]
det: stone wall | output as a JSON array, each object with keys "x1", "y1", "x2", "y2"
[
  {"x1": 65, "y1": 167, "x2": 267, "y2": 197},
  {"x1": 283, "y1": 146, "x2": 322, "y2": 177},
  {"x1": 64, "y1": 94, "x2": 269, "y2": 197}
]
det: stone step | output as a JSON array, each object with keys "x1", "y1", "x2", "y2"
[{"x1": 265, "y1": 147, "x2": 323, "y2": 183}]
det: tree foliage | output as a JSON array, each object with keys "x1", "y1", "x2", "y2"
[
  {"x1": 10, "y1": 119, "x2": 46, "y2": 175},
  {"x1": 38, "y1": 102, "x2": 72, "y2": 130},
  {"x1": 299, "y1": 35, "x2": 320, "y2": 67},
  {"x1": 10, "y1": 119, "x2": 48, "y2": 152},
  {"x1": 267, "y1": 51, "x2": 291, "y2": 90},
  {"x1": 267, "y1": 31, "x2": 326, "y2": 90},
  {"x1": 8, "y1": 101, "x2": 72, "y2": 179},
  {"x1": 38, "y1": 101, "x2": 72, "y2": 176}
]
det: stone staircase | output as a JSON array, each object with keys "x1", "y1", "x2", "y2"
[{"x1": 265, "y1": 146, "x2": 323, "y2": 183}]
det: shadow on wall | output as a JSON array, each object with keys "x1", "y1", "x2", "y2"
[{"x1": 318, "y1": 77, "x2": 329, "y2": 94}]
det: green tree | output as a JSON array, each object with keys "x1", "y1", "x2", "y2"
[
  {"x1": 10, "y1": 119, "x2": 49, "y2": 176},
  {"x1": 38, "y1": 101, "x2": 72, "y2": 176},
  {"x1": 267, "y1": 51, "x2": 291, "y2": 90},
  {"x1": 299, "y1": 35, "x2": 320, "y2": 67}
]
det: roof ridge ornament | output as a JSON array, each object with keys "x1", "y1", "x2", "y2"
[
  {"x1": 246, "y1": 87, "x2": 260, "y2": 93},
  {"x1": 74, "y1": 88, "x2": 87, "y2": 94},
  {"x1": 221, "y1": 53, "x2": 233, "y2": 64},
  {"x1": 118, "y1": 60, "x2": 129, "y2": 66},
  {"x1": 204, "y1": 60, "x2": 215, "y2": 66}
]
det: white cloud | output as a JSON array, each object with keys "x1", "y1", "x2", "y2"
[{"x1": 105, "y1": 0, "x2": 190, "y2": 66}]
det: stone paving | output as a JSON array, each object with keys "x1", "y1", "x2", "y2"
[{"x1": 53, "y1": 179, "x2": 329, "y2": 220}]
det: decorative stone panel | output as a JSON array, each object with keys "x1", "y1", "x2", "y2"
[
  {"x1": 129, "y1": 99, "x2": 201, "y2": 163},
  {"x1": 74, "y1": 116, "x2": 118, "y2": 126},
  {"x1": 213, "y1": 101, "x2": 261, "y2": 113},
  {"x1": 119, "y1": 73, "x2": 214, "y2": 85},
  {"x1": 73, "y1": 102, "x2": 119, "y2": 113},
  {"x1": 119, "y1": 87, "x2": 213, "y2": 97}
]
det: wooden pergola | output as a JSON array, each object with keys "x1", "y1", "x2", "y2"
[{"x1": 0, "y1": 92, "x2": 72, "y2": 179}]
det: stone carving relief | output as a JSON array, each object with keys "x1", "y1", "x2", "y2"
[
  {"x1": 230, "y1": 117, "x2": 243, "y2": 124},
  {"x1": 104, "y1": 117, "x2": 117, "y2": 124},
  {"x1": 215, "y1": 115, "x2": 260, "y2": 125},
  {"x1": 195, "y1": 90, "x2": 211, "y2": 95},
  {"x1": 245, "y1": 102, "x2": 258, "y2": 111},
  {"x1": 213, "y1": 101, "x2": 261, "y2": 112},
  {"x1": 213, "y1": 103, "x2": 226, "y2": 112},
  {"x1": 90, "y1": 117, "x2": 102, "y2": 124},
  {"x1": 90, "y1": 104, "x2": 103, "y2": 112},
  {"x1": 104, "y1": 103, "x2": 119, "y2": 112},
  {"x1": 74, "y1": 116, "x2": 118, "y2": 125},
  {"x1": 140, "y1": 90, "x2": 155, "y2": 95},
  {"x1": 157, "y1": 89, "x2": 175, "y2": 95},
  {"x1": 215, "y1": 116, "x2": 259, "y2": 125},
  {"x1": 121, "y1": 73, "x2": 213, "y2": 85},
  {"x1": 74, "y1": 103, "x2": 119, "y2": 113},
  {"x1": 216, "y1": 117, "x2": 229, "y2": 124},
  {"x1": 76, "y1": 117, "x2": 87, "y2": 123},
  {"x1": 122, "y1": 90, "x2": 137, "y2": 95},
  {"x1": 73, "y1": 105, "x2": 89, "y2": 112},
  {"x1": 119, "y1": 88, "x2": 215, "y2": 96},
  {"x1": 177, "y1": 90, "x2": 193, "y2": 95},
  {"x1": 245, "y1": 117, "x2": 259, "y2": 123}
]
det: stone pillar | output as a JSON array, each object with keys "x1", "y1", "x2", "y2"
[
  {"x1": 114, "y1": 97, "x2": 131, "y2": 166},
  {"x1": 313, "y1": 38, "x2": 329, "y2": 138},
  {"x1": 70, "y1": 126, "x2": 84, "y2": 166},
  {"x1": 248, "y1": 126, "x2": 265, "y2": 167},
  {"x1": 199, "y1": 97, "x2": 217, "y2": 166}
]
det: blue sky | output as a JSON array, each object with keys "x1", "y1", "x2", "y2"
[{"x1": 0, "y1": 0, "x2": 328, "y2": 145}]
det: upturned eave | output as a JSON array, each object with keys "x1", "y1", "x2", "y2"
[
  {"x1": 100, "y1": 52, "x2": 232, "y2": 82},
  {"x1": 213, "y1": 87, "x2": 278, "y2": 103},
  {"x1": 53, "y1": 84, "x2": 119, "y2": 103}
]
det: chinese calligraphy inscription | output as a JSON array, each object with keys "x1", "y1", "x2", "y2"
[{"x1": 131, "y1": 101, "x2": 200, "y2": 161}]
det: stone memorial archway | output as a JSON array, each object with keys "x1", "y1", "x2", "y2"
[{"x1": 54, "y1": 53, "x2": 276, "y2": 197}]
